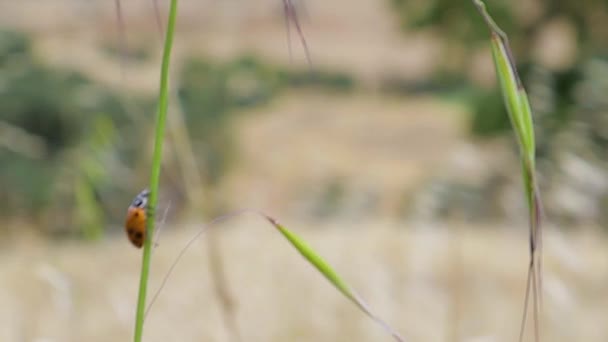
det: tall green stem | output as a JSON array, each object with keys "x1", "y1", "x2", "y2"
[{"x1": 133, "y1": 0, "x2": 178, "y2": 341}]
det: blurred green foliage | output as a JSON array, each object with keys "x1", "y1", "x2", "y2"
[
  {"x1": 177, "y1": 56, "x2": 279, "y2": 186},
  {"x1": 392, "y1": 0, "x2": 516, "y2": 41},
  {"x1": 469, "y1": 90, "x2": 510, "y2": 136},
  {"x1": 392, "y1": 0, "x2": 608, "y2": 47},
  {"x1": 0, "y1": 30, "x2": 138, "y2": 237},
  {"x1": 101, "y1": 39, "x2": 153, "y2": 64},
  {"x1": 279, "y1": 69, "x2": 356, "y2": 91},
  {"x1": 0, "y1": 30, "x2": 30, "y2": 64},
  {"x1": 0, "y1": 26, "x2": 357, "y2": 238}
]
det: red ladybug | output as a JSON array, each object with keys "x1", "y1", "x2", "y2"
[{"x1": 125, "y1": 189, "x2": 150, "y2": 248}]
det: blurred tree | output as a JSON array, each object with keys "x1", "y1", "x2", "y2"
[
  {"x1": 0, "y1": 30, "x2": 142, "y2": 237},
  {"x1": 390, "y1": 0, "x2": 608, "y2": 225}
]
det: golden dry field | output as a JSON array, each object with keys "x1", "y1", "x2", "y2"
[{"x1": 1, "y1": 221, "x2": 607, "y2": 341}]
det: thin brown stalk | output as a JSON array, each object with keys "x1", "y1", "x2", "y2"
[
  {"x1": 114, "y1": 0, "x2": 127, "y2": 79},
  {"x1": 165, "y1": 90, "x2": 242, "y2": 341},
  {"x1": 152, "y1": 0, "x2": 165, "y2": 39},
  {"x1": 206, "y1": 233, "x2": 242, "y2": 342},
  {"x1": 282, "y1": 0, "x2": 312, "y2": 67}
]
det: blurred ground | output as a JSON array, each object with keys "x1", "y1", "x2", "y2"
[
  {"x1": 0, "y1": 221, "x2": 607, "y2": 341},
  {"x1": 0, "y1": 1, "x2": 607, "y2": 341}
]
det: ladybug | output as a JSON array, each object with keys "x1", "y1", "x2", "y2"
[{"x1": 125, "y1": 189, "x2": 150, "y2": 248}]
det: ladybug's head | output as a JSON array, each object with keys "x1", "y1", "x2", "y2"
[{"x1": 130, "y1": 189, "x2": 150, "y2": 209}]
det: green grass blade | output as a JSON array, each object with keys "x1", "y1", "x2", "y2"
[
  {"x1": 266, "y1": 216, "x2": 353, "y2": 299},
  {"x1": 517, "y1": 90, "x2": 536, "y2": 165},
  {"x1": 265, "y1": 215, "x2": 405, "y2": 342},
  {"x1": 133, "y1": 0, "x2": 179, "y2": 341},
  {"x1": 486, "y1": 24, "x2": 534, "y2": 157},
  {"x1": 473, "y1": 1, "x2": 543, "y2": 341}
]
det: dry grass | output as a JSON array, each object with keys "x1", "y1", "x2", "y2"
[{"x1": 0, "y1": 220, "x2": 605, "y2": 341}]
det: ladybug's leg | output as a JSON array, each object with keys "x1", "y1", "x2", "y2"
[{"x1": 146, "y1": 205, "x2": 156, "y2": 220}]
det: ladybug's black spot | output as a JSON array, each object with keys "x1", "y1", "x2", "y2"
[
  {"x1": 135, "y1": 232, "x2": 143, "y2": 239},
  {"x1": 127, "y1": 228, "x2": 135, "y2": 236}
]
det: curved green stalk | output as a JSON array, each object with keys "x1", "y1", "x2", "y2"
[
  {"x1": 144, "y1": 211, "x2": 406, "y2": 341},
  {"x1": 133, "y1": 0, "x2": 179, "y2": 341},
  {"x1": 265, "y1": 216, "x2": 405, "y2": 342}
]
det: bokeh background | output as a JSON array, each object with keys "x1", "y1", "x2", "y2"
[{"x1": 0, "y1": 0, "x2": 607, "y2": 341}]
